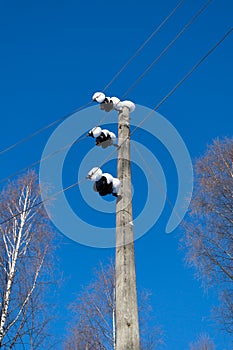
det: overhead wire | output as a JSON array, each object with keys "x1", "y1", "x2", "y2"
[
  {"x1": 102, "y1": 0, "x2": 187, "y2": 92},
  {"x1": 0, "y1": 100, "x2": 93, "y2": 157},
  {"x1": 0, "y1": 179, "x2": 86, "y2": 226},
  {"x1": 130, "y1": 27, "x2": 233, "y2": 138},
  {"x1": 122, "y1": 0, "x2": 213, "y2": 98},
  {"x1": 0, "y1": 27, "x2": 232, "y2": 226},
  {"x1": 0, "y1": 0, "x2": 186, "y2": 159},
  {"x1": 131, "y1": 141, "x2": 182, "y2": 223},
  {"x1": 93, "y1": 0, "x2": 213, "y2": 129},
  {"x1": 0, "y1": 135, "x2": 88, "y2": 185}
]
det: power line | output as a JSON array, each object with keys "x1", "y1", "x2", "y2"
[
  {"x1": 0, "y1": 135, "x2": 88, "y2": 185},
  {"x1": 94, "y1": 0, "x2": 213, "y2": 130},
  {"x1": 0, "y1": 0, "x2": 187, "y2": 160},
  {"x1": 1, "y1": 28, "x2": 231, "y2": 226},
  {"x1": 0, "y1": 100, "x2": 92, "y2": 157},
  {"x1": 102, "y1": 0, "x2": 187, "y2": 92},
  {"x1": 122, "y1": 0, "x2": 213, "y2": 98},
  {"x1": 0, "y1": 179, "x2": 86, "y2": 226},
  {"x1": 130, "y1": 27, "x2": 233, "y2": 137},
  {"x1": 131, "y1": 142, "x2": 182, "y2": 223}
]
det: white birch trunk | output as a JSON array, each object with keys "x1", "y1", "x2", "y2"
[
  {"x1": 0, "y1": 187, "x2": 29, "y2": 344},
  {"x1": 0, "y1": 179, "x2": 50, "y2": 348}
]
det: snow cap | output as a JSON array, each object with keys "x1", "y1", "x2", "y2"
[
  {"x1": 92, "y1": 92, "x2": 106, "y2": 103},
  {"x1": 108, "y1": 131, "x2": 116, "y2": 142},
  {"x1": 87, "y1": 167, "x2": 102, "y2": 181},
  {"x1": 90, "y1": 126, "x2": 102, "y2": 138},
  {"x1": 112, "y1": 178, "x2": 121, "y2": 194},
  {"x1": 115, "y1": 100, "x2": 136, "y2": 113}
]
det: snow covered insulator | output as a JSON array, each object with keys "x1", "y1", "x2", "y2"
[
  {"x1": 104, "y1": 96, "x2": 111, "y2": 103},
  {"x1": 92, "y1": 91, "x2": 135, "y2": 113},
  {"x1": 100, "y1": 96, "x2": 113, "y2": 112},
  {"x1": 88, "y1": 168, "x2": 121, "y2": 197},
  {"x1": 101, "y1": 129, "x2": 116, "y2": 142},
  {"x1": 115, "y1": 100, "x2": 136, "y2": 113},
  {"x1": 92, "y1": 92, "x2": 106, "y2": 103},
  {"x1": 110, "y1": 96, "x2": 121, "y2": 109},
  {"x1": 100, "y1": 173, "x2": 121, "y2": 196},
  {"x1": 87, "y1": 167, "x2": 102, "y2": 181}
]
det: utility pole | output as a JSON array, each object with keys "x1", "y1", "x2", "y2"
[{"x1": 115, "y1": 106, "x2": 140, "y2": 350}]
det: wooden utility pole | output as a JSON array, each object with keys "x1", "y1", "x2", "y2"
[{"x1": 115, "y1": 106, "x2": 140, "y2": 350}]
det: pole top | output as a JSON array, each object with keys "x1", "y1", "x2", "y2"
[{"x1": 117, "y1": 101, "x2": 135, "y2": 113}]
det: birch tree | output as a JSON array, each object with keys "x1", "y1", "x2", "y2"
[
  {"x1": 63, "y1": 262, "x2": 163, "y2": 350},
  {"x1": 0, "y1": 171, "x2": 55, "y2": 349},
  {"x1": 182, "y1": 138, "x2": 233, "y2": 333}
]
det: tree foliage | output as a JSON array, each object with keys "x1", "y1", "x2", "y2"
[
  {"x1": 182, "y1": 138, "x2": 233, "y2": 333},
  {"x1": 0, "y1": 172, "x2": 55, "y2": 349}
]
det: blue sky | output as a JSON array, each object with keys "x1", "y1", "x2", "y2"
[{"x1": 0, "y1": 0, "x2": 233, "y2": 349}]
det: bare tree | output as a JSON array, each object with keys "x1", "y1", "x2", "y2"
[
  {"x1": 0, "y1": 171, "x2": 55, "y2": 349},
  {"x1": 189, "y1": 333, "x2": 215, "y2": 350},
  {"x1": 64, "y1": 262, "x2": 116, "y2": 350},
  {"x1": 63, "y1": 262, "x2": 163, "y2": 350},
  {"x1": 182, "y1": 138, "x2": 233, "y2": 333}
]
